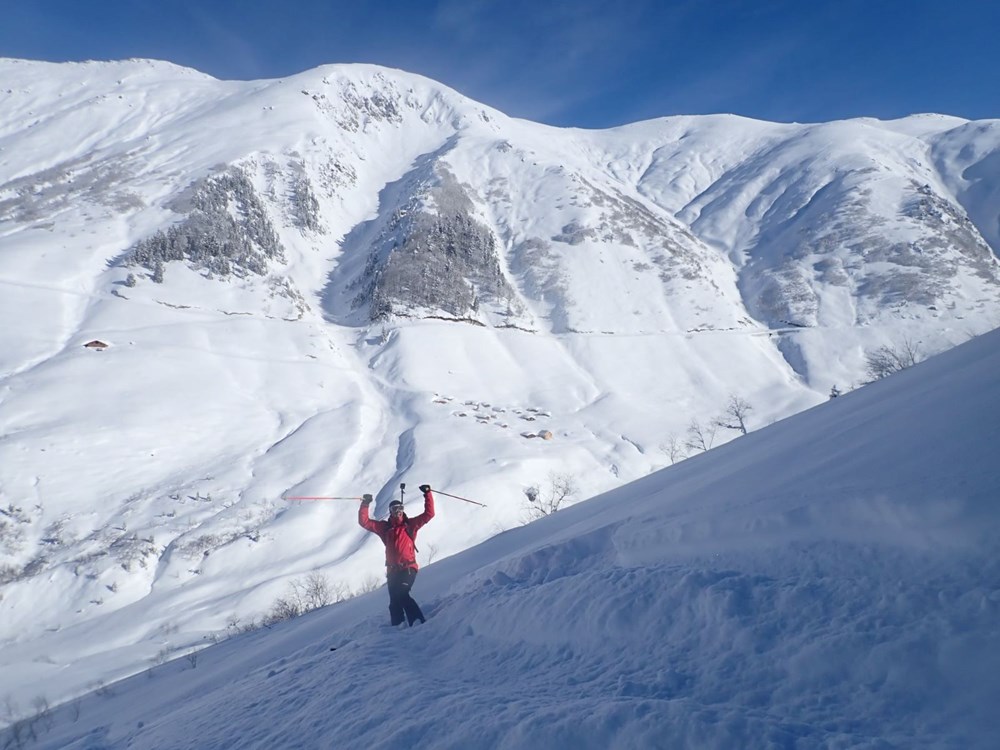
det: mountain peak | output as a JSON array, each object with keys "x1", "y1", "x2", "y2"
[{"x1": 0, "y1": 58, "x2": 998, "y2": 720}]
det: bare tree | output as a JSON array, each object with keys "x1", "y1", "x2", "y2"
[
  {"x1": 523, "y1": 473, "x2": 577, "y2": 521},
  {"x1": 264, "y1": 594, "x2": 302, "y2": 625},
  {"x1": 865, "y1": 337, "x2": 922, "y2": 381},
  {"x1": 356, "y1": 574, "x2": 383, "y2": 594},
  {"x1": 224, "y1": 615, "x2": 260, "y2": 637},
  {"x1": 30, "y1": 696, "x2": 52, "y2": 734},
  {"x1": 713, "y1": 395, "x2": 753, "y2": 436},
  {"x1": 659, "y1": 435, "x2": 686, "y2": 465},
  {"x1": 292, "y1": 572, "x2": 335, "y2": 609},
  {"x1": 327, "y1": 579, "x2": 351, "y2": 604},
  {"x1": 423, "y1": 542, "x2": 440, "y2": 565},
  {"x1": 684, "y1": 419, "x2": 717, "y2": 453}
]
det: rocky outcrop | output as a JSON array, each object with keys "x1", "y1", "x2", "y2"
[{"x1": 354, "y1": 166, "x2": 521, "y2": 322}]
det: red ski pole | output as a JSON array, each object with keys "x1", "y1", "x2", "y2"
[
  {"x1": 433, "y1": 489, "x2": 487, "y2": 508},
  {"x1": 283, "y1": 496, "x2": 363, "y2": 501}
]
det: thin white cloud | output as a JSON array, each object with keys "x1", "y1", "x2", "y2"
[
  {"x1": 417, "y1": 0, "x2": 663, "y2": 123},
  {"x1": 182, "y1": 4, "x2": 270, "y2": 79},
  {"x1": 643, "y1": 33, "x2": 810, "y2": 120}
]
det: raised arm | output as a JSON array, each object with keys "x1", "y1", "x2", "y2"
[
  {"x1": 358, "y1": 493, "x2": 382, "y2": 534},
  {"x1": 409, "y1": 485, "x2": 436, "y2": 531}
]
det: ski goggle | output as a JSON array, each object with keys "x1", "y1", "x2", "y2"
[{"x1": 389, "y1": 504, "x2": 404, "y2": 514}]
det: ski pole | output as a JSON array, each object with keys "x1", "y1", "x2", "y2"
[
  {"x1": 283, "y1": 496, "x2": 364, "y2": 501},
  {"x1": 433, "y1": 489, "x2": 487, "y2": 508}
]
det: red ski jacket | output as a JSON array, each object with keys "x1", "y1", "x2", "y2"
[{"x1": 359, "y1": 490, "x2": 435, "y2": 571}]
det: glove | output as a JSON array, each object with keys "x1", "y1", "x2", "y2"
[
  {"x1": 361, "y1": 493, "x2": 373, "y2": 505},
  {"x1": 419, "y1": 484, "x2": 431, "y2": 494}
]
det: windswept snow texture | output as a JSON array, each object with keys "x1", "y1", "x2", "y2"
[{"x1": 7, "y1": 327, "x2": 1000, "y2": 749}]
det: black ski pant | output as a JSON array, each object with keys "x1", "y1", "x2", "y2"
[{"x1": 387, "y1": 567, "x2": 425, "y2": 626}]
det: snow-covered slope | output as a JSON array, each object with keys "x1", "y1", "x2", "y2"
[
  {"x1": 1, "y1": 58, "x2": 998, "y2": 716},
  {"x1": 6, "y1": 322, "x2": 999, "y2": 749}
]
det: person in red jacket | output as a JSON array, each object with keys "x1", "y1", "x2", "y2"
[{"x1": 358, "y1": 484, "x2": 435, "y2": 626}]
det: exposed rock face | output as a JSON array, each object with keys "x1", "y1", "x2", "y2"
[
  {"x1": 745, "y1": 178, "x2": 1000, "y2": 327},
  {"x1": 355, "y1": 166, "x2": 520, "y2": 323}
]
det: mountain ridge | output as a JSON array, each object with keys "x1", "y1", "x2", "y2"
[{"x1": 0, "y1": 57, "x2": 998, "y2": 713}]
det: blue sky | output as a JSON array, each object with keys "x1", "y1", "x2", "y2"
[{"x1": 2, "y1": 0, "x2": 997, "y2": 128}]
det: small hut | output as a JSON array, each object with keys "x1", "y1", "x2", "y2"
[{"x1": 83, "y1": 340, "x2": 109, "y2": 350}]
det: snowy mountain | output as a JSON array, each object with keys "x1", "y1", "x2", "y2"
[
  {"x1": 5, "y1": 316, "x2": 999, "y2": 749},
  {"x1": 1, "y1": 57, "x2": 999, "y2": 721}
]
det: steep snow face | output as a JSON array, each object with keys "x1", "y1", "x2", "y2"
[
  {"x1": 0, "y1": 59, "x2": 998, "y2": 715},
  {"x1": 615, "y1": 118, "x2": 1000, "y2": 332},
  {"x1": 930, "y1": 119, "x2": 1000, "y2": 252}
]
